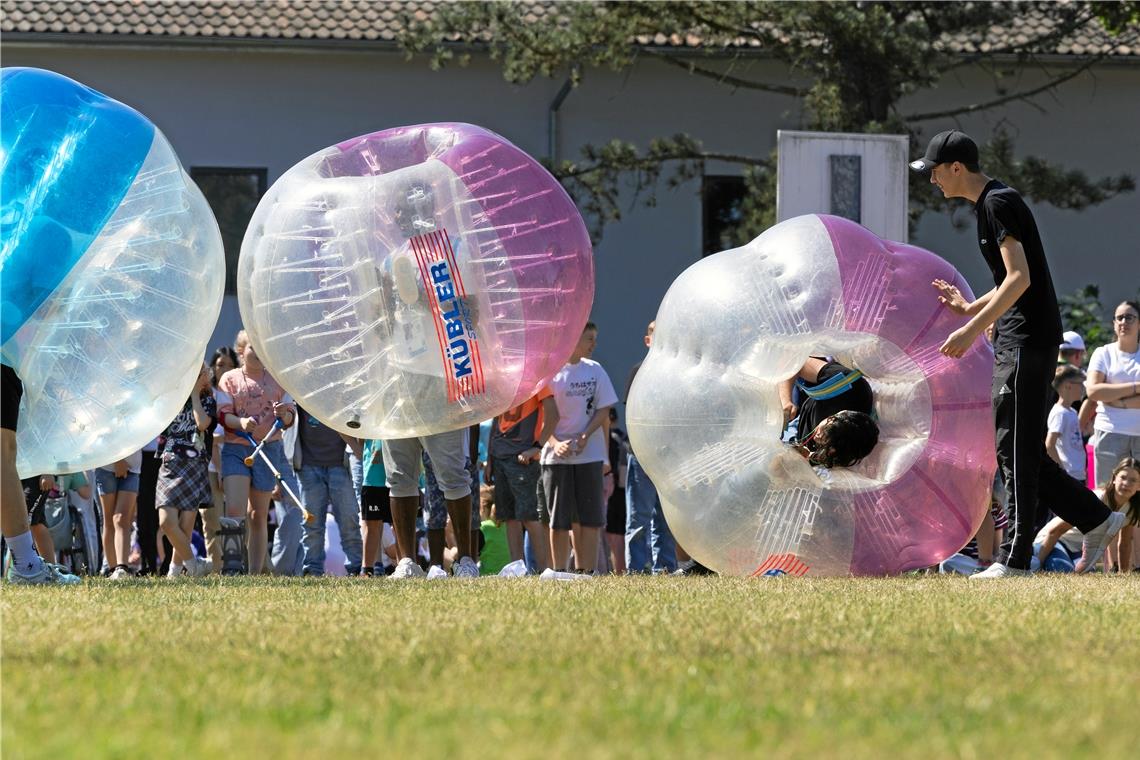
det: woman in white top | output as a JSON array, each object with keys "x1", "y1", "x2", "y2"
[{"x1": 1086, "y1": 300, "x2": 1140, "y2": 483}]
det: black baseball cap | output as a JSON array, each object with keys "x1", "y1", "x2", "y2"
[{"x1": 909, "y1": 130, "x2": 979, "y2": 174}]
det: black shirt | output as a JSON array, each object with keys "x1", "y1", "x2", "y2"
[
  {"x1": 624, "y1": 361, "x2": 642, "y2": 404},
  {"x1": 974, "y1": 180, "x2": 1063, "y2": 351},
  {"x1": 794, "y1": 361, "x2": 874, "y2": 443}
]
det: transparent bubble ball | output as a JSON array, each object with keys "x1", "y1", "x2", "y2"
[
  {"x1": 1, "y1": 67, "x2": 225, "y2": 476},
  {"x1": 238, "y1": 123, "x2": 594, "y2": 437},
  {"x1": 627, "y1": 214, "x2": 996, "y2": 576}
]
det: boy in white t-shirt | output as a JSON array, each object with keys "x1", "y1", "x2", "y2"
[
  {"x1": 1046, "y1": 366, "x2": 1087, "y2": 482},
  {"x1": 540, "y1": 323, "x2": 618, "y2": 573}
]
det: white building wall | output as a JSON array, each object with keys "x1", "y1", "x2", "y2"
[{"x1": 6, "y1": 42, "x2": 1137, "y2": 413}]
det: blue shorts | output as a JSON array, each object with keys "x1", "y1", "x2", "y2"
[
  {"x1": 96, "y1": 468, "x2": 140, "y2": 497},
  {"x1": 222, "y1": 439, "x2": 290, "y2": 493}
]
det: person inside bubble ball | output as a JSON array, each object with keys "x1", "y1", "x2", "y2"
[{"x1": 779, "y1": 356, "x2": 879, "y2": 470}]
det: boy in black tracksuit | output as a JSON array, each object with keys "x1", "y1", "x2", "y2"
[{"x1": 910, "y1": 130, "x2": 1124, "y2": 578}]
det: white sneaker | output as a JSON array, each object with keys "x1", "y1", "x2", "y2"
[
  {"x1": 109, "y1": 566, "x2": 132, "y2": 581},
  {"x1": 969, "y1": 563, "x2": 1030, "y2": 579},
  {"x1": 390, "y1": 558, "x2": 426, "y2": 579},
  {"x1": 1076, "y1": 511, "x2": 1127, "y2": 574},
  {"x1": 167, "y1": 564, "x2": 185, "y2": 579},
  {"x1": 453, "y1": 556, "x2": 479, "y2": 578},
  {"x1": 190, "y1": 557, "x2": 213, "y2": 578},
  {"x1": 426, "y1": 564, "x2": 448, "y2": 580}
]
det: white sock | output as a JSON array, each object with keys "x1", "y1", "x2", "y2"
[{"x1": 7, "y1": 531, "x2": 44, "y2": 575}]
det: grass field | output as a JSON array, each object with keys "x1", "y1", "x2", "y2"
[{"x1": 3, "y1": 575, "x2": 1138, "y2": 759}]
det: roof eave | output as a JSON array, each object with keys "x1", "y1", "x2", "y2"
[{"x1": 4, "y1": 32, "x2": 1136, "y2": 65}]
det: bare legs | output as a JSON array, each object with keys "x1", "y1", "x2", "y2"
[
  {"x1": 550, "y1": 524, "x2": 600, "y2": 573},
  {"x1": 223, "y1": 474, "x2": 271, "y2": 573},
  {"x1": 159, "y1": 507, "x2": 198, "y2": 568},
  {"x1": 362, "y1": 519, "x2": 382, "y2": 571},
  {"x1": 389, "y1": 495, "x2": 421, "y2": 561},
  {"x1": 100, "y1": 491, "x2": 138, "y2": 569},
  {"x1": 0, "y1": 430, "x2": 30, "y2": 540}
]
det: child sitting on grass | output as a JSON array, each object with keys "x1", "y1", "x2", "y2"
[{"x1": 1035, "y1": 457, "x2": 1140, "y2": 572}]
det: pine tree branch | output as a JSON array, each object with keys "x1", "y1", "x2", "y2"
[
  {"x1": 904, "y1": 52, "x2": 1108, "y2": 122},
  {"x1": 554, "y1": 151, "x2": 770, "y2": 180},
  {"x1": 642, "y1": 48, "x2": 806, "y2": 96}
]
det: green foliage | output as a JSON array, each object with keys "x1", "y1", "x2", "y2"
[
  {"x1": 399, "y1": 2, "x2": 1138, "y2": 244},
  {"x1": 1060, "y1": 284, "x2": 1111, "y2": 352},
  {"x1": 1095, "y1": 1, "x2": 1140, "y2": 34},
  {"x1": 4, "y1": 577, "x2": 1140, "y2": 757}
]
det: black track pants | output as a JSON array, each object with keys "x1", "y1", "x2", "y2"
[{"x1": 992, "y1": 346, "x2": 1111, "y2": 569}]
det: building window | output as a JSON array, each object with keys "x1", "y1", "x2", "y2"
[
  {"x1": 701, "y1": 175, "x2": 746, "y2": 257},
  {"x1": 190, "y1": 167, "x2": 267, "y2": 295}
]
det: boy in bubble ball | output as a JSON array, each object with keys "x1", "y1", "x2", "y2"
[
  {"x1": 780, "y1": 356, "x2": 880, "y2": 470},
  {"x1": 911, "y1": 128, "x2": 1123, "y2": 578}
]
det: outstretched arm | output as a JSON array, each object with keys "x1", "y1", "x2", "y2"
[
  {"x1": 932, "y1": 281, "x2": 996, "y2": 318},
  {"x1": 939, "y1": 238, "x2": 1030, "y2": 358}
]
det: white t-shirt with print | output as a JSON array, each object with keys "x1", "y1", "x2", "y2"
[
  {"x1": 540, "y1": 358, "x2": 619, "y2": 466},
  {"x1": 1047, "y1": 403, "x2": 1086, "y2": 480},
  {"x1": 1088, "y1": 344, "x2": 1140, "y2": 435}
]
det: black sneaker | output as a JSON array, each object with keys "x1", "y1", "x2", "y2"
[{"x1": 673, "y1": 559, "x2": 715, "y2": 576}]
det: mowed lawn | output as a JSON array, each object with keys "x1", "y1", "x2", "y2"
[{"x1": 3, "y1": 576, "x2": 1138, "y2": 759}]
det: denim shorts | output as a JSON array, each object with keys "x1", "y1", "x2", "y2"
[
  {"x1": 221, "y1": 439, "x2": 289, "y2": 493},
  {"x1": 96, "y1": 468, "x2": 140, "y2": 497}
]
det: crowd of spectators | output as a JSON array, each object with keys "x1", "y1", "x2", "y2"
[{"x1": 9, "y1": 300, "x2": 1140, "y2": 580}]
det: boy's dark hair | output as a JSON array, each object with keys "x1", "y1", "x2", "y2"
[
  {"x1": 962, "y1": 162, "x2": 981, "y2": 173},
  {"x1": 584, "y1": 321, "x2": 598, "y2": 332},
  {"x1": 810, "y1": 410, "x2": 880, "y2": 469},
  {"x1": 1052, "y1": 365, "x2": 1085, "y2": 390}
]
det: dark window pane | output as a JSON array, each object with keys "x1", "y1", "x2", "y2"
[
  {"x1": 190, "y1": 168, "x2": 267, "y2": 295},
  {"x1": 702, "y1": 175, "x2": 746, "y2": 257}
]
